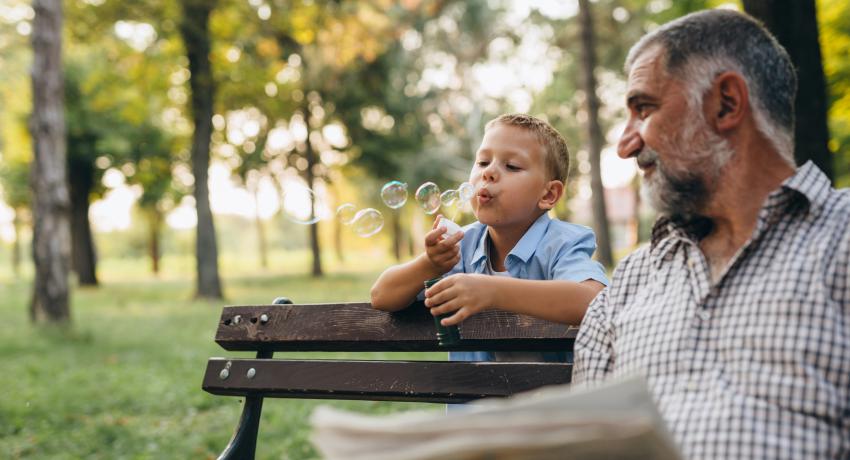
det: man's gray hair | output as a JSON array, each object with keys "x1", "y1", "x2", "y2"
[{"x1": 625, "y1": 9, "x2": 797, "y2": 166}]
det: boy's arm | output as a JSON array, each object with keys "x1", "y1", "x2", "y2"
[
  {"x1": 371, "y1": 225, "x2": 464, "y2": 312},
  {"x1": 370, "y1": 254, "x2": 445, "y2": 312},
  {"x1": 424, "y1": 275, "x2": 605, "y2": 325}
]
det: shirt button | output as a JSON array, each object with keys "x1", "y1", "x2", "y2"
[{"x1": 697, "y1": 309, "x2": 711, "y2": 321}]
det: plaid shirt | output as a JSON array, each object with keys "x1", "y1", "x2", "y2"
[{"x1": 574, "y1": 162, "x2": 850, "y2": 459}]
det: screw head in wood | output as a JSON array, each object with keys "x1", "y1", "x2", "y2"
[{"x1": 246, "y1": 368, "x2": 256, "y2": 379}]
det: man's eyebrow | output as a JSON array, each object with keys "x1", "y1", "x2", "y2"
[{"x1": 626, "y1": 91, "x2": 654, "y2": 108}]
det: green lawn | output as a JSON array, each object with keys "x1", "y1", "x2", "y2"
[{"x1": 0, "y1": 254, "x2": 442, "y2": 459}]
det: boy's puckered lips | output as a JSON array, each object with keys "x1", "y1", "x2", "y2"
[{"x1": 477, "y1": 187, "x2": 493, "y2": 204}]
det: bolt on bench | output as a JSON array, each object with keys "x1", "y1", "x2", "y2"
[{"x1": 202, "y1": 298, "x2": 577, "y2": 459}]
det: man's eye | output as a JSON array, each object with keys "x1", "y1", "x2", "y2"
[{"x1": 636, "y1": 104, "x2": 652, "y2": 119}]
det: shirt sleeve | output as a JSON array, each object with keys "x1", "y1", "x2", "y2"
[
  {"x1": 572, "y1": 287, "x2": 615, "y2": 386},
  {"x1": 550, "y1": 228, "x2": 610, "y2": 286}
]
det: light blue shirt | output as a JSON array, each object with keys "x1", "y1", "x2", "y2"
[{"x1": 421, "y1": 212, "x2": 609, "y2": 363}]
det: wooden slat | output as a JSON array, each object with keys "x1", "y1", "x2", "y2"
[
  {"x1": 202, "y1": 358, "x2": 572, "y2": 403},
  {"x1": 214, "y1": 303, "x2": 576, "y2": 352}
]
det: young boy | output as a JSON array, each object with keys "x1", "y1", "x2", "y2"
[{"x1": 370, "y1": 113, "x2": 608, "y2": 363}]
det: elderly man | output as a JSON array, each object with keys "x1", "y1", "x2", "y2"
[{"x1": 573, "y1": 8, "x2": 849, "y2": 460}]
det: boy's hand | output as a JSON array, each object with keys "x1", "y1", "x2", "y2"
[
  {"x1": 424, "y1": 274, "x2": 495, "y2": 326},
  {"x1": 424, "y1": 215, "x2": 464, "y2": 274}
]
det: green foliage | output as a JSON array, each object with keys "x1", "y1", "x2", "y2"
[
  {"x1": 0, "y1": 155, "x2": 29, "y2": 210},
  {"x1": 0, "y1": 3, "x2": 33, "y2": 211},
  {"x1": 3, "y1": 0, "x2": 850, "y2": 276},
  {"x1": 819, "y1": 0, "x2": 850, "y2": 187}
]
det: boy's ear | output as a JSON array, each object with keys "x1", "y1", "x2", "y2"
[{"x1": 539, "y1": 180, "x2": 564, "y2": 210}]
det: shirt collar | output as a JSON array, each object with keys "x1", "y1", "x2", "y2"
[
  {"x1": 649, "y1": 215, "x2": 712, "y2": 261},
  {"x1": 470, "y1": 212, "x2": 552, "y2": 268},
  {"x1": 778, "y1": 161, "x2": 831, "y2": 214}
]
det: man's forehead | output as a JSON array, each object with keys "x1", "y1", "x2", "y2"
[{"x1": 626, "y1": 46, "x2": 669, "y2": 97}]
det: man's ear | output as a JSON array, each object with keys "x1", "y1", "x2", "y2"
[
  {"x1": 539, "y1": 180, "x2": 564, "y2": 210},
  {"x1": 709, "y1": 71, "x2": 749, "y2": 132}
]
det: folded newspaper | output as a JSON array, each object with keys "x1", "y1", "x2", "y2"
[{"x1": 310, "y1": 375, "x2": 683, "y2": 460}]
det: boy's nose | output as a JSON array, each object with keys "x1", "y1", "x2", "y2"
[{"x1": 482, "y1": 164, "x2": 497, "y2": 181}]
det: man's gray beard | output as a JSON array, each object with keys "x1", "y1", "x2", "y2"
[{"x1": 639, "y1": 124, "x2": 735, "y2": 218}]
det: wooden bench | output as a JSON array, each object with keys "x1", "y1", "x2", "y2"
[{"x1": 202, "y1": 297, "x2": 577, "y2": 459}]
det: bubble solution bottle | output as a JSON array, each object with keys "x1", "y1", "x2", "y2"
[{"x1": 423, "y1": 277, "x2": 461, "y2": 347}]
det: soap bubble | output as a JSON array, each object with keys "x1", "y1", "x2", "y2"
[
  {"x1": 415, "y1": 182, "x2": 441, "y2": 215},
  {"x1": 336, "y1": 203, "x2": 357, "y2": 225},
  {"x1": 351, "y1": 208, "x2": 384, "y2": 237},
  {"x1": 281, "y1": 183, "x2": 326, "y2": 224},
  {"x1": 457, "y1": 182, "x2": 475, "y2": 203},
  {"x1": 381, "y1": 181, "x2": 408, "y2": 209},
  {"x1": 440, "y1": 189, "x2": 458, "y2": 206}
]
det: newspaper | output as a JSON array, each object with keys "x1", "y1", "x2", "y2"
[{"x1": 310, "y1": 375, "x2": 683, "y2": 460}]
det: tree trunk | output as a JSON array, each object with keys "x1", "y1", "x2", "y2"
[
  {"x1": 146, "y1": 208, "x2": 162, "y2": 275},
  {"x1": 12, "y1": 208, "x2": 21, "y2": 278},
  {"x1": 391, "y1": 210, "x2": 401, "y2": 262},
  {"x1": 68, "y1": 155, "x2": 98, "y2": 285},
  {"x1": 252, "y1": 185, "x2": 268, "y2": 269},
  {"x1": 578, "y1": 0, "x2": 614, "y2": 268},
  {"x1": 334, "y1": 203, "x2": 344, "y2": 263},
  {"x1": 303, "y1": 105, "x2": 323, "y2": 277},
  {"x1": 743, "y1": 0, "x2": 832, "y2": 181},
  {"x1": 330, "y1": 185, "x2": 344, "y2": 263},
  {"x1": 180, "y1": 0, "x2": 223, "y2": 299},
  {"x1": 29, "y1": 0, "x2": 71, "y2": 323}
]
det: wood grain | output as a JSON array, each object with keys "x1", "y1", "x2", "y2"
[
  {"x1": 214, "y1": 302, "x2": 577, "y2": 352},
  {"x1": 203, "y1": 358, "x2": 572, "y2": 403}
]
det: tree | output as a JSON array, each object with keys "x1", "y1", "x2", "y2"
[
  {"x1": 126, "y1": 122, "x2": 179, "y2": 275},
  {"x1": 29, "y1": 0, "x2": 71, "y2": 323},
  {"x1": 578, "y1": 0, "x2": 614, "y2": 268},
  {"x1": 64, "y1": 63, "x2": 104, "y2": 286},
  {"x1": 815, "y1": 0, "x2": 850, "y2": 187},
  {"x1": 0, "y1": 157, "x2": 30, "y2": 277},
  {"x1": 743, "y1": 0, "x2": 833, "y2": 181},
  {"x1": 216, "y1": 0, "x2": 427, "y2": 275},
  {"x1": 0, "y1": 1, "x2": 33, "y2": 279},
  {"x1": 180, "y1": 0, "x2": 223, "y2": 298}
]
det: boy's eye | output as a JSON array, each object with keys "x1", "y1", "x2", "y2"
[
  {"x1": 476, "y1": 160, "x2": 490, "y2": 167},
  {"x1": 506, "y1": 164, "x2": 521, "y2": 171}
]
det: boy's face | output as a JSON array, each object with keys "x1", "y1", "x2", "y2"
[{"x1": 469, "y1": 124, "x2": 561, "y2": 230}]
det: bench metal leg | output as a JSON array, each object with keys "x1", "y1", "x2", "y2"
[
  {"x1": 217, "y1": 394, "x2": 266, "y2": 460},
  {"x1": 217, "y1": 297, "x2": 291, "y2": 459}
]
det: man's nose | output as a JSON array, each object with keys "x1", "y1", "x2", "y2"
[{"x1": 617, "y1": 121, "x2": 644, "y2": 159}]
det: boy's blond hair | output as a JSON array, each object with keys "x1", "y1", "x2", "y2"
[{"x1": 484, "y1": 113, "x2": 570, "y2": 183}]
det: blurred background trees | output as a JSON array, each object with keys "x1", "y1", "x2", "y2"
[
  {"x1": 1, "y1": 0, "x2": 848, "y2": 323},
  {"x1": 3, "y1": 4, "x2": 848, "y2": 458}
]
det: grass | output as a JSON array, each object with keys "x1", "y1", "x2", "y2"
[{"x1": 0, "y1": 252, "x2": 443, "y2": 460}]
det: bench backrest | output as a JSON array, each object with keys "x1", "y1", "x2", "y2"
[
  {"x1": 213, "y1": 301, "x2": 576, "y2": 351},
  {"x1": 203, "y1": 301, "x2": 576, "y2": 404}
]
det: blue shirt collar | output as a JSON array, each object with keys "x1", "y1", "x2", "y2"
[{"x1": 470, "y1": 213, "x2": 552, "y2": 269}]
